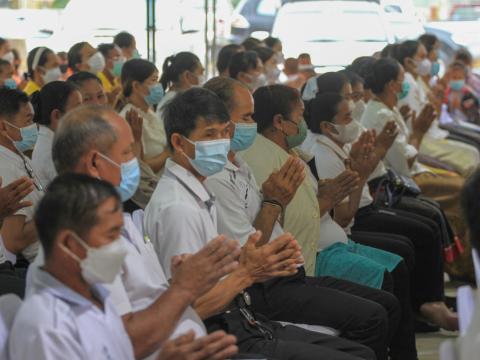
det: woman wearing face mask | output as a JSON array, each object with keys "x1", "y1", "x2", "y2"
[
  {"x1": 263, "y1": 37, "x2": 284, "y2": 66},
  {"x1": 0, "y1": 37, "x2": 13, "y2": 65},
  {"x1": 31, "y1": 81, "x2": 83, "y2": 188},
  {"x1": 392, "y1": 41, "x2": 480, "y2": 178},
  {"x1": 97, "y1": 43, "x2": 124, "y2": 96},
  {"x1": 156, "y1": 51, "x2": 205, "y2": 121},
  {"x1": 253, "y1": 46, "x2": 281, "y2": 85},
  {"x1": 119, "y1": 58, "x2": 168, "y2": 175},
  {"x1": 228, "y1": 51, "x2": 266, "y2": 92},
  {"x1": 307, "y1": 92, "x2": 419, "y2": 360},
  {"x1": 23, "y1": 47, "x2": 62, "y2": 96},
  {"x1": 308, "y1": 88, "x2": 458, "y2": 332},
  {"x1": 67, "y1": 42, "x2": 106, "y2": 75},
  {"x1": 362, "y1": 58, "x2": 468, "y2": 280}
]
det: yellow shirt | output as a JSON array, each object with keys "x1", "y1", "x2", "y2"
[
  {"x1": 97, "y1": 72, "x2": 119, "y2": 93},
  {"x1": 23, "y1": 80, "x2": 40, "y2": 96},
  {"x1": 240, "y1": 134, "x2": 320, "y2": 276}
]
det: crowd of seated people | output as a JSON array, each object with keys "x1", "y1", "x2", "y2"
[{"x1": 1, "y1": 30, "x2": 480, "y2": 360}]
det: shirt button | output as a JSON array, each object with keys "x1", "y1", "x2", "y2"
[{"x1": 312, "y1": 211, "x2": 319, "y2": 218}]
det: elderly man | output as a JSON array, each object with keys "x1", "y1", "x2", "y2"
[{"x1": 25, "y1": 104, "x2": 241, "y2": 360}]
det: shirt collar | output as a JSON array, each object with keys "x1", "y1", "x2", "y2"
[
  {"x1": 316, "y1": 134, "x2": 348, "y2": 155},
  {"x1": 39, "y1": 125, "x2": 54, "y2": 138},
  {"x1": 0, "y1": 144, "x2": 24, "y2": 165},
  {"x1": 165, "y1": 158, "x2": 215, "y2": 204},
  {"x1": 224, "y1": 153, "x2": 246, "y2": 172},
  {"x1": 33, "y1": 267, "x2": 109, "y2": 309}
]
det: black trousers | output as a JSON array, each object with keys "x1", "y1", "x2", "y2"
[
  {"x1": 206, "y1": 309, "x2": 375, "y2": 360},
  {"x1": 0, "y1": 263, "x2": 25, "y2": 298},
  {"x1": 353, "y1": 205, "x2": 444, "y2": 309},
  {"x1": 247, "y1": 268, "x2": 399, "y2": 360}
]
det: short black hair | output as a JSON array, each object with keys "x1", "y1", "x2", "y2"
[
  {"x1": 27, "y1": 47, "x2": 54, "y2": 78},
  {"x1": 252, "y1": 85, "x2": 301, "y2": 133},
  {"x1": 68, "y1": 71, "x2": 102, "y2": 89},
  {"x1": 241, "y1": 37, "x2": 261, "y2": 51},
  {"x1": 316, "y1": 72, "x2": 349, "y2": 96},
  {"x1": 163, "y1": 87, "x2": 230, "y2": 150},
  {"x1": 461, "y1": 169, "x2": 480, "y2": 252},
  {"x1": 0, "y1": 88, "x2": 30, "y2": 119},
  {"x1": 34, "y1": 173, "x2": 121, "y2": 258},
  {"x1": 364, "y1": 58, "x2": 401, "y2": 95},
  {"x1": 253, "y1": 46, "x2": 274, "y2": 64},
  {"x1": 418, "y1": 33, "x2": 438, "y2": 54},
  {"x1": 68, "y1": 42, "x2": 88, "y2": 72},
  {"x1": 217, "y1": 44, "x2": 243, "y2": 74},
  {"x1": 391, "y1": 40, "x2": 419, "y2": 67},
  {"x1": 307, "y1": 92, "x2": 344, "y2": 134},
  {"x1": 114, "y1": 31, "x2": 135, "y2": 49},
  {"x1": 455, "y1": 48, "x2": 473, "y2": 65},
  {"x1": 97, "y1": 43, "x2": 116, "y2": 59},
  {"x1": 30, "y1": 81, "x2": 78, "y2": 126},
  {"x1": 263, "y1": 37, "x2": 281, "y2": 49},
  {"x1": 229, "y1": 51, "x2": 259, "y2": 79},
  {"x1": 121, "y1": 58, "x2": 157, "y2": 97},
  {"x1": 160, "y1": 52, "x2": 199, "y2": 90}
]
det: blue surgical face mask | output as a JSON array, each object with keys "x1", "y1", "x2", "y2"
[
  {"x1": 98, "y1": 153, "x2": 140, "y2": 201},
  {"x1": 430, "y1": 61, "x2": 440, "y2": 77},
  {"x1": 6, "y1": 122, "x2": 38, "y2": 152},
  {"x1": 132, "y1": 49, "x2": 141, "y2": 59},
  {"x1": 112, "y1": 58, "x2": 125, "y2": 78},
  {"x1": 183, "y1": 137, "x2": 230, "y2": 177},
  {"x1": 3, "y1": 78, "x2": 17, "y2": 89},
  {"x1": 230, "y1": 123, "x2": 257, "y2": 152},
  {"x1": 144, "y1": 83, "x2": 164, "y2": 106},
  {"x1": 397, "y1": 81, "x2": 410, "y2": 100},
  {"x1": 450, "y1": 80, "x2": 465, "y2": 92}
]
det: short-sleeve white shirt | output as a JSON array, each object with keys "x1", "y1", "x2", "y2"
[
  {"x1": 204, "y1": 155, "x2": 283, "y2": 245},
  {"x1": 144, "y1": 159, "x2": 218, "y2": 278},
  {"x1": 10, "y1": 269, "x2": 134, "y2": 360},
  {"x1": 32, "y1": 125, "x2": 57, "y2": 188},
  {"x1": 0, "y1": 145, "x2": 43, "y2": 262}
]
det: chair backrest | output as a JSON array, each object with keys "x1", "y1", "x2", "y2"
[
  {"x1": 0, "y1": 294, "x2": 22, "y2": 360},
  {"x1": 472, "y1": 249, "x2": 480, "y2": 286},
  {"x1": 440, "y1": 340, "x2": 458, "y2": 360},
  {"x1": 132, "y1": 209, "x2": 145, "y2": 236},
  {"x1": 457, "y1": 285, "x2": 475, "y2": 336}
]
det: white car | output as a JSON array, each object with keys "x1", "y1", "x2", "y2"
[{"x1": 272, "y1": 1, "x2": 395, "y2": 70}]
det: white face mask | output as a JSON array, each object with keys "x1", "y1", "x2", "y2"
[
  {"x1": 417, "y1": 58, "x2": 432, "y2": 77},
  {"x1": 352, "y1": 100, "x2": 366, "y2": 122},
  {"x1": 87, "y1": 52, "x2": 106, "y2": 74},
  {"x1": 330, "y1": 120, "x2": 361, "y2": 144},
  {"x1": 61, "y1": 233, "x2": 127, "y2": 285},
  {"x1": 42, "y1": 67, "x2": 62, "y2": 84},
  {"x1": 1, "y1": 51, "x2": 14, "y2": 64},
  {"x1": 246, "y1": 73, "x2": 267, "y2": 92}
]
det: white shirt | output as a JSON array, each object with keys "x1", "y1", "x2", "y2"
[
  {"x1": 319, "y1": 213, "x2": 349, "y2": 251},
  {"x1": 119, "y1": 104, "x2": 167, "y2": 167},
  {"x1": 204, "y1": 155, "x2": 284, "y2": 245},
  {"x1": 10, "y1": 269, "x2": 134, "y2": 360},
  {"x1": 361, "y1": 100, "x2": 428, "y2": 177},
  {"x1": 155, "y1": 90, "x2": 177, "y2": 121},
  {"x1": 144, "y1": 159, "x2": 218, "y2": 278},
  {"x1": 32, "y1": 125, "x2": 57, "y2": 188},
  {"x1": 0, "y1": 145, "x2": 43, "y2": 262},
  {"x1": 26, "y1": 214, "x2": 206, "y2": 360}
]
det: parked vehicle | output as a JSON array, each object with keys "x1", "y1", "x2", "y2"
[{"x1": 272, "y1": 1, "x2": 394, "y2": 70}]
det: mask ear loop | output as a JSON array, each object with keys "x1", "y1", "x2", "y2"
[{"x1": 59, "y1": 232, "x2": 88, "y2": 263}]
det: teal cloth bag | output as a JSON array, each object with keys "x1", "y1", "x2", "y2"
[{"x1": 315, "y1": 240, "x2": 402, "y2": 289}]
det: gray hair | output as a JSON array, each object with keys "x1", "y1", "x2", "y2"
[
  {"x1": 203, "y1": 76, "x2": 248, "y2": 112},
  {"x1": 52, "y1": 104, "x2": 117, "y2": 174}
]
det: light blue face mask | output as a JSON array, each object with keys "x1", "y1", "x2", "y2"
[
  {"x1": 183, "y1": 137, "x2": 230, "y2": 177},
  {"x1": 230, "y1": 123, "x2": 257, "y2": 152},
  {"x1": 3, "y1": 78, "x2": 17, "y2": 89},
  {"x1": 450, "y1": 80, "x2": 465, "y2": 92},
  {"x1": 112, "y1": 58, "x2": 125, "y2": 78},
  {"x1": 6, "y1": 122, "x2": 38, "y2": 152},
  {"x1": 144, "y1": 83, "x2": 164, "y2": 106},
  {"x1": 132, "y1": 49, "x2": 141, "y2": 59},
  {"x1": 397, "y1": 81, "x2": 410, "y2": 101},
  {"x1": 430, "y1": 61, "x2": 440, "y2": 77},
  {"x1": 98, "y1": 153, "x2": 140, "y2": 201}
]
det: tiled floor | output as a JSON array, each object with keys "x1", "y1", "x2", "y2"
[{"x1": 417, "y1": 330, "x2": 458, "y2": 360}]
